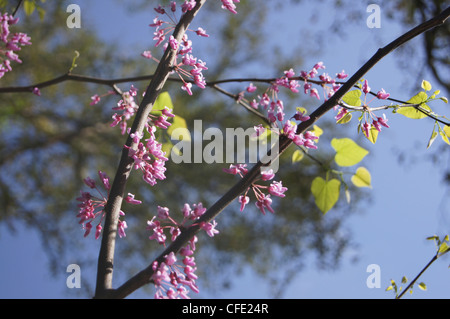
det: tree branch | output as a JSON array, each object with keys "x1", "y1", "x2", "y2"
[
  {"x1": 109, "y1": 5, "x2": 450, "y2": 299},
  {"x1": 93, "y1": 0, "x2": 207, "y2": 299}
]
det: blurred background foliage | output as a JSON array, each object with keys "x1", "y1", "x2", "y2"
[{"x1": 0, "y1": 0, "x2": 448, "y2": 297}]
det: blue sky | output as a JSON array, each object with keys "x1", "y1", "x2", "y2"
[{"x1": 0, "y1": 0, "x2": 449, "y2": 299}]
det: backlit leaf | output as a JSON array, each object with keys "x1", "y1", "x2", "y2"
[
  {"x1": 153, "y1": 91, "x2": 174, "y2": 113},
  {"x1": 363, "y1": 126, "x2": 379, "y2": 144},
  {"x1": 331, "y1": 138, "x2": 369, "y2": 167},
  {"x1": 292, "y1": 149, "x2": 304, "y2": 163},
  {"x1": 427, "y1": 130, "x2": 438, "y2": 149},
  {"x1": 421, "y1": 80, "x2": 432, "y2": 91},
  {"x1": 311, "y1": 177, "x2": 341, "y2": 214},
  {"x1": 342, "y1": 89, "x2": 362, "y2": 107},
  {"x1": 351, "y1": 167, "x2": 372, "y2": 188},
  {"x1": 397, "y1": 92, "x2": 430, "y2": 119}
]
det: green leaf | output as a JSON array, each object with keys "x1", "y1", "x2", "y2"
[
  {"x1": 292, "y1": 149, "x2": 304, "y2": 163},
  {"x1": 167, "y1": 115, "x2": 188, "y2": 139},
  {"x1": 342, "y1": 89, "x2": 362, "y2": 107},
  {"x1": 427, "y1": 130, "x2": 438, "y2": 149},
  {"x1": 351, "y1": 167, "x2": 372, "y2": 188},
  {"x1": 337, "y1": 112, "x2": 352, "y2": 124},
  {"x1": 153, "y1": 91, "x2": 174, "y2": 113},
  {"x1": 401, "y1": 276, "x2": 408, "y2": 284},
  {"x1": 397, "y1": 92, "x2": 430, "y2": 119},
  {"x1": 438, "y1": 242, "x2": 450, "y2": 255},
  {"x1": 311, "y1": 177, "x2": 341, "y2": 214},
  {"x1": 331, "y1": 138, "x2": 369, "y2": 167},
  {"x1": 439, "y1": 130, "x2": 449, "y2": 145},
  {"x1": 363, "y1": 126, "x2": 379, "y2": 144},
  {"x1": 421, "y1": 80, "x2": 432, "y2": 91},
  {"x1": 24, "y1": 0, "x2": 35, "y2": 16},
  {"x1": 310, "y1": 125, "x2": 323, "y2": 138},
  {"x1": 418, "y1": 282, "x2": 427, "y2": 291},
  {"x1": 441, "y1": 126, "x2": 450, "y2": 145}
]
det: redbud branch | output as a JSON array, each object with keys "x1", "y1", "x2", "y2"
[
  {"x1": 109, "y1": 7, "x2": 450, "y2": 299},
  {"x1": 396, "y1": 253, "x2": 438, "y2": 299},
  {"x1": 12, "y1": 0, "x2": 24, "y2": 17},
  {"x1": 93, "y1": 0, "x2": 207, "y2": 299},
  {"x1": 339, "y1": 101, "x2": 450, "y2": 126}
]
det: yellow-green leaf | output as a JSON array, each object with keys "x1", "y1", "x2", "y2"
[
  {"x1": 439, "y1": 130, "x2": 449, "y2": 145},
  {"x1": 427, "y1": 131, "x2": 438, "y2": 149},
  {"x1": 351, "y1": 167, "x2": 372, "y2": 188},
  {"x1": 311, "y1": 177, "x2": 341, "y2": 214},
  {"x1": 421, "y1": 80, "x2": 432, "y2": 91},
  {"x1": 167, "y1": 115, "x2": 188, "y2": 139},
  {"x1": 153, "y1": 91, "x2": 174, "y2": 113},
  {"x1": 438, "y1": 242, "x2": 450, "y2": 254},
  {"x1": 24, "y1": 0, "x2": 35, "y2": 16},
  {"x1": 292, "y1": 149, "x2": 304, "y2": 163},
  {"x1": 397, "y1": 92, "x2": 430, "y2": 119},
  {"x1": 311, "y1": 125, "x2": 323, "y2": 138},
  {"x1": 363, "y1": 126, "x2": 379, "y2": 144},
  {"x1": 418, "y1": 282, "x2": 427, "y2": 291},
  {"x1": 342, "y1": 89, "x2": 362, "y2": 107},
  {"x1": 331, "y1": 138, "x2": 369, "y2": 167},
  {"x1": 337, "y1": 112, "x2": 352, "y2": 124}
]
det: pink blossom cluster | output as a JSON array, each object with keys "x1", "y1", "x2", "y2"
[
  {"x1": 76, "y1": 171, "x2": 142, "y2": 239},
  {"x1": 0, "y1": 13, "x2": 31, "y2": 79},
  {"x1": 146, "y1": 202, "x2": 219, "y2": 298},
  {"x1": 222, "y1": 164, "x2": 288, "y2": 215},
  {"x1": 335, "y1": 79, "x2": 390, "y2": 137},
  {"x1": 142, "y1": 2, "x2": 212, "y2": 96},
  {"x1": 299, "y1": 62, "x2": 346, "y2": 100}
]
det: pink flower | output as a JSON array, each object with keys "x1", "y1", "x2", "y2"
[
  {"x1": 32, "y1": 87, "x2": 41, "y2": 96},
  {"x1": 169, "y1": 35, "x2": 178, "y2": 50},
  {"x1": 376, "y1": 88, "x2": 390, "y2": 99},
  {"x1": 261, "y1": 169, "x2": 275, "y2": 181},
  {"x1": 336, "y1": 70, "x2": 348, "y2": 79},
  {"x1": 98, "y1": 171, "x2": 110, "y2": 190},
  {"x1": 141, "y1": 50, "x2": 152, "y2": 59},
  {"x1": 181, "y1": 82, "x2": 193, "y2": 95},
  {"x1": 253, "y1": 124, "x2": 265, "y2": 137},
  {"x1": 284, "y1": 68, "x2": 295, "y2": 78},
  {"x1": 283, "y1": 121, "x2": 297, "y2": 139},
  {"x1": 118, "y1": 220, "x2": 127, "y2": 238},
  {"x1": 313, "y1": 61, "x2": 325, "y2": 70},
  {"x1": 362, "y1": 122, "x2": 371, "y2": 137},
  {"x1": 221, "y1": 0, "x2": 239, "y2": 14},
  {"x1": 255, "y1": 194, "x2": 274, "y2": 215},
  {"x1": 181, "y1": 0, "x2": 197, "y2": 12},
  {"x1": 269, "y1": 181, "x2": 287, "y2": 198},
  {"x1": 246, "y1": 83, "x2": 257, "y2": 93},
  {"x1": 377, "y1": 114, "x2": 389, "y2": 128},
  {"x1": 293, "y1": 109, "x2": 310, "y2": 122},
  {"x1": 95, "y1": 224, "x2": 102, "y2": 240},
  {"x1": 165, "y1": 252, "x2": 177, "y2": 266},
  {"x1": 238, "y1": 195, "x2": 250, "y2": 212},
  {"x1": 83, "y1": 222, "x2": 92, "y2": 237},
  {"x1": 201, "y1": 220, "x2": 219, "y2": 237},
  {"x1": 125, "y1": 193, "x2": 142, "y2": 205},
  {"x1": 362, "y1": 79, "x2": 371, "y2": 94},
  {"x1": 310, "y1": 88, "x2": 320, "y2": 100},
  {"x1": 157, "y1": 206, "x2": 170, "y2": 219},
  {"x1": 195, "y1": 27, "x2": 209, "y2": 37}
]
